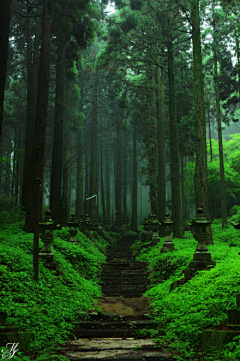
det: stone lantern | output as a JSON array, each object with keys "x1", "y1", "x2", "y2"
[
  {"x1": 125, "y1": 218, "x2": 130, "y2": 228},
  {"x1": 160, "y1": 213, "x2": 174, "y2": 253},
  {"x1": 184, "y1": 207, "x2": 216, "y2": 278},
  {"x1": 97, "y1": 217, "x2": 104, "y2": 236},
  {"x1": 114, "y1": 219, "x2": 120, "y2": 233},
  {"x1": 149, "y1": 215, "x2": 160, "y2": 245},
  {"x1": 39, "y1": 210, "x2": 58, "y2": 270},
  {"x1": 231, "y1": 220, "x2": 240, "y2": 230},
  {"x1": 140, "y1": 217, "x2": 150, "y2": 242},
  {"x1": 67, "y1": 214, "x2": 79, "y2": 244}
]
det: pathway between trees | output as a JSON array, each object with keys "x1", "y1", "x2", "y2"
[{"x1": 62, "y1": 236, "x2": 174, "y2": 360}]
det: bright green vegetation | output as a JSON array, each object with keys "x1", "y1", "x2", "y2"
[
  {"x1": 134, "y1": 220, "x2": 240, "y2": 360},
  {"x1": 0, "y1": 209, "x2": 113, "y2": 361}
]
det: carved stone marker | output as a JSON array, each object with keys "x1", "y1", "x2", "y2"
[
  {"x1": 160, "y1": 213, "x2": 174, "y2": 253},
  {"x1": 184, "y1": 207, "x2": 216, "y2": 278},
  {"x1": 67, "y1": 214, "x2": 79, "y2": 244}
]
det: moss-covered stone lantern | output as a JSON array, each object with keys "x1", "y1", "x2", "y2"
[
  {"x1": 160, "y1": 213, "x2": 174, "y2": 253},
  {"x1": 39, "y1": 210, "x2": 58, "y2": 270},
  {"x1": 67, "y1": 214, "x2": 79, "y2": 244},
  {"x1": 184, "y1": 207, "x2": 216, "y2": 278},
  {"x1": 149, "y1": 214, "x2": 160, "y2": 245}
]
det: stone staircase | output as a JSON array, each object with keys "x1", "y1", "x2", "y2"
[
  {"x1": 101, "y1": 236, "x2": 149, "y2": 298},
  {"x1": 61, "y1": 235, "x2": 174, "y2": 360}
]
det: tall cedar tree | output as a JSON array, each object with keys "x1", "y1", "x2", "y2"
[
  {"x1": 191, "y1": 0, "x2": 213, "y2": 242},
  {"x1": 0, "y1": 0, "x2": 12, "y2": 141},
  {"x1": 24, "y1": 0, "x2": 51, "y2": 231}
]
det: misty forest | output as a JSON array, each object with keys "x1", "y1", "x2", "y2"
[{"x1": 1, "y1": 0, "x2": 240, "y2": 360}]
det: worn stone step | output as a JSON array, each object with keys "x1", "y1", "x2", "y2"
[
  {"x1": 102, "y1": 291, "x2": 147, "y2": 298},
  {"x1": 62, "y1": 338, "x2": 174, "y2": 360},
  {"x1": 102, "y1": 262, "x2": 147, "y2": 269},
  {"x1": 101, "y1": 280, "x2": 148, "y2": 286},
  {"x1": 72, "y1": 320, "x2": 155, "y2": 330}
]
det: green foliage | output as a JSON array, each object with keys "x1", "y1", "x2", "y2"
[
  {"x1": 136, "y1": 228, "x2": 240, "y2": 359},
  {"x1": 0, "y1": 219, "x2": 111, "y2": 360}
]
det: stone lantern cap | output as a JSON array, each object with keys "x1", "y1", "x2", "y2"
[
  {"x1": 161, "y1": 213, "x2": 174, "y2": 227},
  {"x1": 190, "y1": 207, "x2": 212, "y2": 229},
  {"x1": 67, "y1": 214, "x2": 79, "y2": 229},
  {"x1": 39, "y1": 210, "x2": 54, "y2": 234},
  {"x1": 231, "y1": 221, "x2": 240, "y2": 229}
]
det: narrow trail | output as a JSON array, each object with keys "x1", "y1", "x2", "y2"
[{"x1": 62, "y1": 235, "x2": 174, "y2": 360}]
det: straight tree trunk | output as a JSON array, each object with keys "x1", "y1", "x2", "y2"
[
  {"x1": 115, "y1": 109, "x2": 122, "y2": 225},
  {"x1": 106, "y1": 147, "x2": 110, "y2": 219},
  {"x1": 167, "y1": 39, "x2": 184, "y2": 238},
  {"x1": 50, "y1": 29, "x2": 65, "y2": 225},
  {"x1": 24, "y1": 0, "x2": 51, "y2": 232},
  {"x1": 148, "y1": 95, "x2": 157, "y2": 215},
  {"x1": 191, "y1": 0, "x2": 212, "y2": 243},
  {"x1": 61, "y1": 116, "x2": 71, "y2": 225},
  {"x1": 89, "y1": 80, "x2": 98, "y2": 221},
  {"x1": 156, "y1": 61, "x2": 166, "y2": 221},
  {"x1": 131, "y1": 122, "x2": 137, "y2": 231},
  {"x1": 100, "y1": 131, "x2": 106, "y2": 221},
  {"x1": 213, "y1": 17, "x2": 228, "y2": 227},
  {"x1": 0, "y1": 0, "x2": 12, "y2": 141},
  {"x1": 22, "y1": 6, "x2": 41, "y2": 208},
  {"x1": 123, "y1": 121, "x2": 127, "y2": 222},
  {"x1": 76, "y1": 115, "x2": 84, "y2": 219}
]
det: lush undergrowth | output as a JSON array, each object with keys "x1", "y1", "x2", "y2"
[
  {"x1": 0, "y1": 209, "x2": 114, "y2": 360},
  {"x1": 135, "y1": 219, "x2": 240, "y2": 360}
]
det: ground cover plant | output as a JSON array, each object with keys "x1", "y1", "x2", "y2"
[
  {"x1": 0, "y1": 209, "x2": 113, "y2": 360},
  {"x1": 136, "y1": 220, "x2": 240, "y2": 360}
]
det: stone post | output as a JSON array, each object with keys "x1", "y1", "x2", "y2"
[{"x1": 160, "y1": 213, "x2": 174, "y2": 253}]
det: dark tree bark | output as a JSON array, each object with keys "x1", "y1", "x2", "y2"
[
  {"x1": 0, "y1": 0, "x2": 12, "y2": 141},
  {"x1": 105, "y1": 145, "x2": 110, "y2": 219},
  {"x1": 213, "y1": 16, "x2": 228, "y2": 228},
  {"x1": 148, "y1": 95, "x2": 157, "y2": 215},
  {"x1": 123, "y1": 121, "x2": 127, "y2": 222},
  {"x1": 167, "y1": 39, "x2": 184, "y2": 238},
  {"x1": 156, "y1": 61, "x2": 166, "y2": 221},
  {"x1": 21, "y1": 6, "x2": 41, "y2": 208},
  {"x1": 115, "y1": 109, "x2": 122, "y2": 225},
  {"x1": 76, "y1": 115, "x2": 84, "y2": 220},
  {"x1": 100, "y1": 130, "x2": 106, "y2": 221},
  {"x1": 131, "y1": 122, "x2": 137, "y2": 231},
  {"x1": 89, "y1": 80, "x2": 98, "y2": 221},
  {"x1": 61, "y1": 91, "x2": 71, "y2": 225},
  {"x1": 50, "y1": 29, "x2": 65, "y2": 225},
  {"x1": 191, "y1": 0, "x2": 212, "y2": 243},
  {"x1": 24, "y1": 0, "x2": 51, "y2": 232}
]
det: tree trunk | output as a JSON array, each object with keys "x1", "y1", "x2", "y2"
[
  {"x1": 61, "y1": 114, "x2": 71, "y2": 225},
  {"x1": 76, "y1": 114, "x2": 84, "y2": 220},
  {"x1": 22, "y1": 5, "x2": 41, "y2": 209},
  {"x1": 115, "y1": 109, "x2": 122, "y2": 225},
  {"x1": 106, "y1": 146, "x2": 110, "y2": 219},
  {"x1": 167, "y1": 39, "x2": 184, "y2": 238},
  {"x1": 191, "y1": 0, "x2": 212, "y2": 243},
  {"x1": 148, "y1": 95, "x2": 157, "y2": 215},
  {"x1": 0, "y1": 0, "x2": 12, "y2": 141},
  {"x1": 156, "y1": 60, "x2": 166, "y2": 221},
  {"x1": 100, "y1": 130, "x2": 106, "y2": 221},
  {"x1": 90, "y1": 80, "x2": 98, "y2": 222},
  {"x1": 131, "y1": 122, "x2": 137, "y2": 231},
  {"x1": 123, "y1": 121, "x2": 127, "y2": 222},
  {"x1": 24, "y1": 0, "x2": 51, "y2": 232},
  {"x1": 50, "y1": 29, "x2": 65, "y2": 225},
  {"x1": 213, "y1": 18, "x2": 228, "y2": 228}
]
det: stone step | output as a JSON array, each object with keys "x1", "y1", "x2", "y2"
[
  {"x1": 102, "y1": 291, "x2": 147, "y2": 298},
  {"x1": 101, "y1": 280, "x2": 148, "y2": 286},
  {"x1": 63, "y1": 338, "x2": 174, "y2": 360},
  {"x1": 102, "y1": 262, "x2": 146, "y2": 268},
  {"x1": 72, "y1": 320, "x2": 155, "y2": 330}
]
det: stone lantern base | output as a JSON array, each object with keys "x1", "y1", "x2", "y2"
[
  {"x1": 161, "y1": 236, "x2": 174, "y2": 253},
  {"x1": 184, "y1": 251, "x2": 216, "y2": 278},
  {"x1": 69, "y1": 229, "x2": 78, "y2": 244}
]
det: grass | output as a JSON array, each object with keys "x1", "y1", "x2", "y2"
[
  {"x1": 135, "y1": 219, "x2": 240, "y2": 360},
  {"x1": 0, "y1": 209, "x2": 114, "y2": 360}
]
